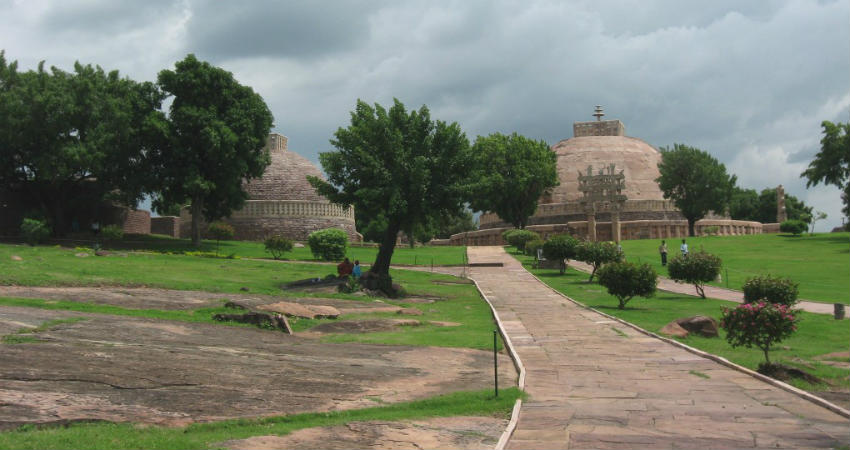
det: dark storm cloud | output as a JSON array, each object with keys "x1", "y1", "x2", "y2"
[
  {"x1": 185, "y1": 0, "x2": 387, "y2": 60},
  {"x1": 39, "y1": 0, "x2": 180, "y2": 37}
]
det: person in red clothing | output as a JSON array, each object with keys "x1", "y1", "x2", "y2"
[{"x1": 337, "y1": 257, "x2": 354, "y2": 278}]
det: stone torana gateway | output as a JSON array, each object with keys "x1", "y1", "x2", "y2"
[
  {"x1": 453, "y1": 108, "x2": 762, "y2": 245},
  {"x1": 179, "y1": 134, "x2": 360, "y2": 242}
]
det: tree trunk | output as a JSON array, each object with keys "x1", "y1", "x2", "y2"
[
  {"x1": 695, "y1": 283, "x2": 705, "y2": 298},
  {"x1": 688, "y1": 218, "x2": 696, "y2": 237},
  {"x1": 762, "y1": 346, "x2": 771, "y2": 365},
  {"x1": 371, "y1": 221, "x2": 400, "y2": 276},
  {"x1": 190, "y1": 197, "x2": 204, "y2": 248}
]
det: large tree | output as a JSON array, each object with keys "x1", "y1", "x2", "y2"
[
  {"x1": 801, "y1": 120, "x2": 849, "y2": 223},
  {"x1": 308, "y1": 99, "x2": 472, "y2": 290},
  {"x1": 468, "y1": 132, "x2": 558, "y2": 229},
  {"x1": 729, "y1": 186, "x2": 812, "y2": 224},
  {"x1": 0, "y1": 51, "x2": 165, "y2": 235},
  {"x1": 656, "y1": 143, "x2": 736, "y2": 236},
  {"x1": 152, "y1": 54, "x2": 274, "y2": 246}
]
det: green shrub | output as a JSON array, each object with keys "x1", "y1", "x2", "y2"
[
  {"x1": 264, "y1": 235, "x2": 294, "y2": 260},
  {"x1": 720, "y1": 302, "x2": 799, "y2": 365},
  {"x1": 667, "y1": 250, "x2": 722, "y2": 298},
  {"x1": 524, "y1": 238, "x2": 545, "y2": 257},
  {"x1": 575, "y1": 240, "x2": 623, "y2": 282},
  {"x1": 101, "y1": 224, "x2": 124, "y2": 241},
  {"x1": 779, "y1": 219, "x2": 806, "y2": 236},
  {"x1": 542, "y1": 234, "x2": 579, "y2": 274},
  {"x1": 338, "y1": 275, "x2": 360, "y2": 294},
  {"x1": 206, "y1": 221, "x2": 235, "y2": 256},
  {"x1": 501, "y1": 229, "x2": 519, "y2": 243},
  {"x1": 597, "y1": 261, "x2": 658, "y2": 309},
  {"x1": 702, "y1": 225, "x2": 719, "y2": 236},
  {"x1": 505, "y1": 229, "x2": 539, "y2": 252},
  {"x1": 20, "y1": 218, "x2": 50, "y2": 245},
  {"x1": 742, "y1": 275, "x2": 799, "y2": 306},
  {"x1": 308, "y1": 228, "x2": 348, "y2": 261}
]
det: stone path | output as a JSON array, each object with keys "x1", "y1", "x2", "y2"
[
  {"x1": 468, "y1": 246, "x2": 849, "y2": 449},
  {"x1": 568, "y1": 260, "x2": 847, "y2": 316}
]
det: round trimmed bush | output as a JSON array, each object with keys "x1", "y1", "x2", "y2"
[
  {"x1": 575, "y1": 240, "x2": 623, "y2": 282},
  {"x1": 667, "y1": 250, "x2": 722, "y2": 298},
  {"x1": 308, "y1": 228, "x2": 348, "y2": 261},
  {"x1": 779, "y1": 219, "x2": 806, "y2": 236},
  {"x1": 542, "y1": 234, "x2": 579, "y2": 274},
  {"x1": 597, "y1": 261, "x2": 658, "y2": 309},
  {"x1": 505, "y1": 229, "x2": 539, "y2": 251},
  {"x1": 20, "y1": 218, "x2": 50, "y2": 246},
  {"x1": 264, "y1": 235, "x2": 294, "y2": 260},
  {"x1": 524, "y1": 238, "x2": 545, "y2": 257},
  {"x1": 742, "y1": 275, "x2": 799, "y2": 306},
  {"x1": 101, "y1": 224, "x2": 124, "y2": 241},
  {"x1": 720, "y1": 302, "x2": 799, "y2": 365}
]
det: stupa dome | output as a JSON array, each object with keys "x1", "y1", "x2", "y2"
[
  {"x1": 243, "y1": 134, "x2": 327, "y2": 202},
  {"x1": 549, "y1": 135, "x2": 665, "y2": 203}
]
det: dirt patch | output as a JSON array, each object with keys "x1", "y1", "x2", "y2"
[
  {"x1": 219, "y1": 416, "x2": 507, "y2": 450},
  {"x1": 310, "y1": 319, "x2": 421, "y2": 334},
  {"x1": 758, "y1": 363, "x2": 824, "y2": 385},
  {"x1": 0, "y1": 306, "x2": 517, "y2": 430}
]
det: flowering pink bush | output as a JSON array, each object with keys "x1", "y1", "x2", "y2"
[{"x1": 720, "y1": 302, "x2": 800, "y2": 364}]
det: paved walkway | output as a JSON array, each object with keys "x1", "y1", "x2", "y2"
[
  {"x1": 568, "y1": 261, "x2": 847, "y2": 317},
  {"x1": 468, "y1": 247, "x2": 848, "y2": 449}
]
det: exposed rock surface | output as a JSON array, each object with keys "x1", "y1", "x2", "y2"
[
  {"x1": 660, "y1": 315, "x2": 719, "y2": 338},
  {"x1": 256, "y1": 301, "x2": 340, "y2": 319}
]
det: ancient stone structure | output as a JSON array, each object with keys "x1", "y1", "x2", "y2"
[
  {"x1": 776, "y1": 184, "x2": 787, "y2": 223},
  {"x1": 452, "y1": 108, "x2": 762, "y2": 245},
  {"x1": 151, "y1": 216, "x2": 180, "y2": 238},
  {"x1": 180, "y1": 133, "x2": 360, "y2": 242}
]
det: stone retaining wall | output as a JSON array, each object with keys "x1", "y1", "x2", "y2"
[{"x1": 151, "y1": 216, "x2": 180, "y2": 238}]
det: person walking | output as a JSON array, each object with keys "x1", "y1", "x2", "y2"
[
  {"x1": 352, "y1": 260, "x2": 362, "y2": 279},
  {"x1": 680, "y1": 239, "x2": 689, "y2": 257},
  {"x1": 659, "y1": 240, "x2": 668, "y2": 266}
]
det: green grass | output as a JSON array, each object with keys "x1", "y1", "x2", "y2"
[
  {"x1": 513, "y1": 250, "x2": 850, "y2": 393},
  {"x1": 618, "y1": 233, "x2": 849, "y2": 303},
  {"x1": 46, "y1": 234, "x2": 468, "y2": 266},
  {"x1": 2, "y1": 317, "x2": 87, "y2": 344},
  {"x1": 0, "y1": 244, "x2": 499, "y2": 350},
  {"x1": 0, "y1": 387, "x2": 523, "y2": 450}
]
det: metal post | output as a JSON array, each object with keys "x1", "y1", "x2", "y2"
[
  {"x1": 493, "y1": 330, "x2": 499, "y2": 397},
  {"x1": 725, "y1": 269, "x2": 729, "y2": 288}
]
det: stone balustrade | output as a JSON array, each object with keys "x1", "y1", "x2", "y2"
[{"x1": 229, "y1": 200, "x2": 354, "y2": 219}]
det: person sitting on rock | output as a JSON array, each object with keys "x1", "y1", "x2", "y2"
[
  {"x1": 352, "y1": 260, "x2": 362, "y2": 279},
  {"x1": 337, "y1": 257, "x2": 354, "y2": 278}
]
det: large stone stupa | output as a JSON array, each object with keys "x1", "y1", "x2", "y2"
[{"x1": 180, "y1": 133, "x2": 360, "y2": 242}]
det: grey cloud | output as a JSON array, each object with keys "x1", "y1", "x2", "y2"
[{"x1": 39, "y1": 0, "x2": 180, "y2": 37}]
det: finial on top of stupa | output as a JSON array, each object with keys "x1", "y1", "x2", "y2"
[{"x1": 593, "y1": 105, "x2": 605, "y2": 121}]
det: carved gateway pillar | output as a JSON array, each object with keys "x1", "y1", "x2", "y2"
[
  {"x1": 611, "y1": 209, "x2": 622, "y2": 243},
  {"x1": 776, "y1": 184, "x2": 787, "y2": 223},
  {"x1": 586, "y1": 209, "x2": 597, "y2": 241},
  {"x1": 578, "y1": 164, "x2": 627, "y2": 242}
]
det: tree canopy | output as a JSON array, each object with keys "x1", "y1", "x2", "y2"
[
  {"x1": 0, "y1": 51, "x2": 166, "y2": 235},
  {"x1": 308, "y1": 98, "x2": 472, "y2": 289},
  {"x1": 801, "y1": 120, "x2": 849, "y2": 223},
  {"x1": 729, "y1": 186, "x2": 812, "y2": 224},
  {"x1": 468, "y1": 132, "x2": 559, "y2": 229},
  {"x1": 656, "y1": 143, "x2": 736, "y2": 236},
  {"x1": 152, "y1": 54, "x2": 274, "y2": 246}
]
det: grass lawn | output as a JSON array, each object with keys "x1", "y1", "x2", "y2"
[
  {"x1": 0, "y1": 388, "x2": 522, "y2": 450},
  {"x1": 512, "y1": 250, "x2": 849, "y2": 394},
  {"x1": 42, "y1": 233, "x2": 468, "y2": 266},
  {"x1": 0, "y1": 243, "x2": 499, "y2": 350},
  {"x1": 618, "y1": 232, "x2": 849, "y2": 304}
]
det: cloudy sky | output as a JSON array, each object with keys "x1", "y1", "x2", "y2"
[{"x1": 3, "y1": 0, "x2": 848, "y2": 230}]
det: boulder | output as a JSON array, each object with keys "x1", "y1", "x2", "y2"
[
  {"x1": 257, "y1": 301, "x2": 340, "y2": 319},
  {"x1": 660, "y1": 315, "x2": 719, "y2": 338},
  {"x1": 212, "y1": 312, "x2": 292, "y2": 334},
  {"x1": 396, "y1": 308, "x2": 423, "y2": 316}
]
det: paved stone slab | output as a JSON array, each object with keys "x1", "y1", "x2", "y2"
[{"x1": 468, "y1": 246, "x2": 849, "y2": 449}]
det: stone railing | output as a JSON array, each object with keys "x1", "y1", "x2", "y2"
[
  {"x1": 229, "y1": 200, "x2": 354, "y2": 219},
  {"x1": 480, "y1": 199, "x2": 679, "y2": 226}
]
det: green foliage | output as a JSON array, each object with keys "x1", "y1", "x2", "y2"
[
  {"x1": 779, "y1": 219, "x2": 807, "y2": 236},
  {"x1": 337, "y1": 275, "x2": 360, "y2": 294},
  {"x1": 729, "y1": 186, "x2": 812, "y2": 224},
  {"x1": 575, "y1": 240, "x2": 623, "y2": 282},
  {"x1": 206, "y1": 221, "x2": 235, "y2": 241},
  {"x1": 743, "y1": 275, "x2": 799, "y2": 306},
  {"x1": 720, "y1": 302, "x2": 800, "y2": 364},
  {"x1": 153, "y1": 54, "x2": 274, "y2": 247},
  {"x1": 19, "y1": 218, "x2": 49, "y2": 246},
  {"x1": 656, "y1": 144, "x2": 736, "y2": 236},
  {"x1": 701, "y1": 225, "x2": 719, "y2": 236},
  {"x1": 801, "y1": 120, "x2": 850, "y2": 222},
  {"x1": 524, "y1": 238, "x2": 544, "y2": 257},
  {"x1": 468, "y1": 132, "x2": 559, "y2": 229},
  {"x1": 0, "y1": 52, "x2": 167, "y2": 235},
  {"x1": 501, "y1": 229, "x2": 519, "y2": 243},
  {"x1": 307, "y1": 98, "x2": 472, "y2": 277},
  {"x1": 307, "y1": 228, "x2": 348, "y2": 261},
  {"x1": 542, "y1": 234, "x2": 579, "y2": 274},
  {"x1": 667, "y1": 250, "x2": 723, "y2": 298},
  {"x1": 596, "y1": 261, "x2": 658, "y2": 309},
  {"x1": 101, "y1": 224, "x2": 124, "y2": 241},
  {"x1": 504, "y1": 229, "x2": 539, "y2": 251},
  {"x1": 264, "y1": 235, "x2": 293, "y2": 260}
]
